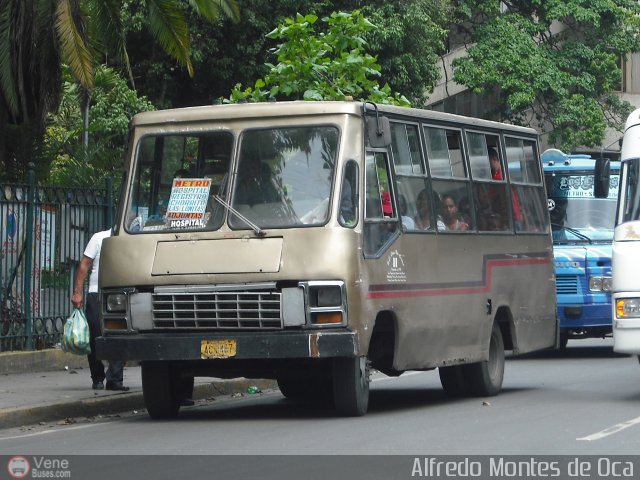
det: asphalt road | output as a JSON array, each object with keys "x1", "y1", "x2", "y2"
[{"x1": 1, "y1": 339, "x2": 639, "y2": 479}]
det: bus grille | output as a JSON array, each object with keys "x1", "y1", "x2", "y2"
[
  {"x1": 152, "y1": 291, "x2": 283, "y2": 329},
  {"x1": 556, "y1": 275, "x2": 579, "y2": 295}
]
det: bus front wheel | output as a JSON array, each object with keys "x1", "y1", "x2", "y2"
[
  {"x1": 141, "y1": 362, "x2": 181, "y2": 419},
  {"x1": 439, "y1": 365, "x2": 468, "y2": 397},
  {"x1": 277, "y1": 366, "x2": 333, "y2": 404},
  {"x1": 333, "y1": 356, "x2": 370, "y2": 416},
  {"x1": 466, "y1": 323, "x2": 505, "y2": 397}
]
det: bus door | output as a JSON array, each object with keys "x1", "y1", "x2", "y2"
[{"x1": 363, "y1": 150, "x2": 399, "y2": 257}]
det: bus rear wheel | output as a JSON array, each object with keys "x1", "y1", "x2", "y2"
[
  {"x1": 141, "y1": 362, "x2": 181, "y2": 419},
  {"x1": 465, "y1": 323, "x2": 505, "y2": 397},
  {"x1": 332, "y1": 356, "x2": 370, "y2": 416}
]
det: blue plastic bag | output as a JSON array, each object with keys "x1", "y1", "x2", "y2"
[{"x1": 61, "y1": 308, "x2": 91, "y2": 355}]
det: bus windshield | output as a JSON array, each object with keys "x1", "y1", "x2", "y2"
[
  {"x1": 620, "y1": 159, "x2": 640, "y2": 222},
  {"x1": 546, "y1": 172, "x2": 619, "y2": 243},
  {"x1": 126, "y1": 125, "x2": 339, "y2": 232}
]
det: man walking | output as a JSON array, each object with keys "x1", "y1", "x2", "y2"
[{"x1": 71, "y1": 228, "x2": 129, "y2": 391}]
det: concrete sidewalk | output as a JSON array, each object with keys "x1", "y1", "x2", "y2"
[{"x1": 0, "y1": 349, "x2": 274, "y2": 430}]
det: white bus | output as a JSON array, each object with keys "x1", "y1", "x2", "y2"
[
  {"x1": 96, "y1": 101, "x2": 557, "y2": 418},
  {"x1": 612, "y1": 107, "x2": 640, "y2": 357}
]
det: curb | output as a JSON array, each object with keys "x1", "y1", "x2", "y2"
[
  {"x1": 0, "y1": 378, "x2": 277, "y2": 430},
  {"x1": 0, "y1": 349, "x2": 88, "y2": 375}
]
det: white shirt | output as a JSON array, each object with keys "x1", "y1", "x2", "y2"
[{"x1": 83, "y1": 229, "x2": 111, "y2": 293}]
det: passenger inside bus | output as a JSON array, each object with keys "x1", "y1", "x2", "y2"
[
  {"x1": 414, "y1": 189, "x2": 445, "y2": 231},
  {"x1": 397, "y1": 194, "x2": 416, "y2": 230},
  {"x1": 234, "y1": 157, "x2": 280, "y2": 206},
  {"x1": 441, "y1": 194, "x2": 469, "y2": 231}
]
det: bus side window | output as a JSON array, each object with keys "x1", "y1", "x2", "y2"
[
  {"x1": 340, "y1": 161, "x2": 359, "y2": 227},
  {"x1": 474, "y1": 183, "x2": 510, "y2": 232},
  {"x1": 364, "y1": 152, "x2": 398, "y2": 256}
]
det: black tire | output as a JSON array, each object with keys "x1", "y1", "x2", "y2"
[
  {"x1": 558, "y1": 332, "x2": 569, "y2": 350},
  {"x1": 277, "y1": 376, "x2": 313, "y2": 401},
  {"x1": 439, "y1": 365, "x2": 468, "y2": 398},
  {"x1": 141, "y1": 362, "x2": 180, "y2": 419},
  {"x1": 332, "y1": 356, "x2": 370, "y2": 417},
  {"x1": 277, "y1": 367, "x2": 333, "y2": 404},
  {"x1": 465, "y1": 323, "x2": 505, "y2": 397}
]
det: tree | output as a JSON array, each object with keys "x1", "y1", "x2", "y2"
[
  {"x1": 225, "y1": 11, "x2": 410, "y2": 106},
  {"x1": 357, "y1": 0, "x2": 451, "y2": 105},
  {"x1": 451, "y1": 0, "x2": 640, "y2": 150},
  {"x1": 44, "y1": 65, "x2": 155, "y2": 188},
  {"x1": 122, "y1": 0, "x2": 451, "y2": 108},
  {"x1": 0, "y1": 0, "x2": 240, "y2": 182}
]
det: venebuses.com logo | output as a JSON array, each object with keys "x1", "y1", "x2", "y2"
[{"x1": 6, "y1": 456, "x2": 72, "y2": 478}]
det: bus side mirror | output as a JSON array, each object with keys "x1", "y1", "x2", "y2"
[
  {"x1": 594, "y1": 158, "x2": 611, "y2": 198},
  {"x1": 366, "y1": 116, "x2": 391, "y2": 148}
]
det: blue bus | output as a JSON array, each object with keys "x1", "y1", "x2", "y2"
[{"x1": 542, "y1": 149, "x2": 620, "y2": 348}]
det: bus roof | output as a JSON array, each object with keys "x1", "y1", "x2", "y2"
[
  {"x1": 130, "y1": 100, "x2": 538, "y2": 135},
  {"x1": 621, "y1": 107, "x2": 640, "y2": 162},
  {"x1": 542, "y1": 148, "x2": 620, "y2": 172}
]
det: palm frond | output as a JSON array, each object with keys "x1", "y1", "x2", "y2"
[
  {"x1": 86, "y1": 0, "x2": 125, "y2": 59},
  {"x1": 0, "y1": 0, "x2": 18, "y2": 115},
  {"x1": 147, "y1": 0, "x2": 193, "y2": 76},
  {"x1": 94, "y1": 65, "x2": 121, "y2": 89},
  {"x1": 55, "y1": 0, "x2": 94, "y2": 89},
  {"x1": 188, "y1": 0, "x2": 240, "y2": 23}
]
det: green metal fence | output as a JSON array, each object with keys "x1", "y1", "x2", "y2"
[{"x1": 0, "y1": 166, "x2": 114, "y2": 351}]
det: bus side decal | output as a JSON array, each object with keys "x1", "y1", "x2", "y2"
[{"x1": 368, "y1": 252, "x2": 551, "y2": 299}]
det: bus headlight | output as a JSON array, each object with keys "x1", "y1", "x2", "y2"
[
  {"x1": 315, "y1": 286, "x2": 342, "y2": 307},
  {"x1": 589, "y1": 276, "x2": 612, "y2": 292},
  {"x1": 616, "y1": 298, "x2": 640, "y2": 318},
  {"x1": 305, "y1": 281, "x2": 346, "y2": 326},
  {"x1": 106, "y1": 293, "x2": 127, "y2": 312}
]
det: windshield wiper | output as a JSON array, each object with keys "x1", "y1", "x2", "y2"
[
  {"x1": 212, "y1": 195, "x2": 266, "y2": 237},
  {"x1": 551, "y1": 223, "x2": 592, "y2": 244}
]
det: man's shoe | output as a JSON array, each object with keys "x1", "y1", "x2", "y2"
[
  {"x1": 181, "y1": 398, "x2": 195, "y2": 407},
  {"x1": 92, "y1": 381, "x2": 104, "y2": 390},
  {"x1": 105, "y1": 382, "x2": 130, "y2": 391}
]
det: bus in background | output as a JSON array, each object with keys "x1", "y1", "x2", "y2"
[
  {"x1": 612, "y1": 108, "x2": 640, "y2": 358},
  {"x1": 542, "y1": 149, "x2": 620, "y2": 348},
  {"x1": 96, "y1": 101, "x2": 557, "y2": 419}
]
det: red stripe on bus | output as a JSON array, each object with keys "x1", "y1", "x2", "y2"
[{"x1": 367, "y1": 257, "x2": 551, "y2": 299}]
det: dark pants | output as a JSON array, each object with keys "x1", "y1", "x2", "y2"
[{"x1": 86, "y1": 293, "x2": 124, "y2": 384}]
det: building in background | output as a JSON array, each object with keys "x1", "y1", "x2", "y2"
[{"x1": 425, "y1": 48, "x2": 640, "y2": 160}]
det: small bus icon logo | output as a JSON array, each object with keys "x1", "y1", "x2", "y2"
[{"x1": 7, "y1": 456, "x2": 30, "y2": 479}]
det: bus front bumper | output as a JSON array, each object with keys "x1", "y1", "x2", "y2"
[
  {"x1": 558, "y1": 303, "x2": 612, "y2": 330},
  {"x1": 95, "y1": 330, "x2": 358, "y2": 362},
  {"x1": 613, "y1": 318, "x2": 640, "y2": 355}
]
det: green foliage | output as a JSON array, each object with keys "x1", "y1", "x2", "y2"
[
  {"x1": 452, "y1": 0, "x2": 640, "y2": 150},
  {"x1": 0, "y1": 0, "x2": 239, "y2": 183},
  {"x1": 123, "y1": 1, "x2": 448, "y2": 109},
  {"x1": 43, "y1": 66, "x2": 155, "y2": 188},
  {"x1": 359, "y1": 0, "x2": 451, "y2": 105},
  {"x1": 224, "y1": 11, "x2": 410, "y2": 106}
]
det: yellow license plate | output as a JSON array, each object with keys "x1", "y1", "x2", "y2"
[{"x1": 201, "y1": 339, "x2": 237, "y2": 359}]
